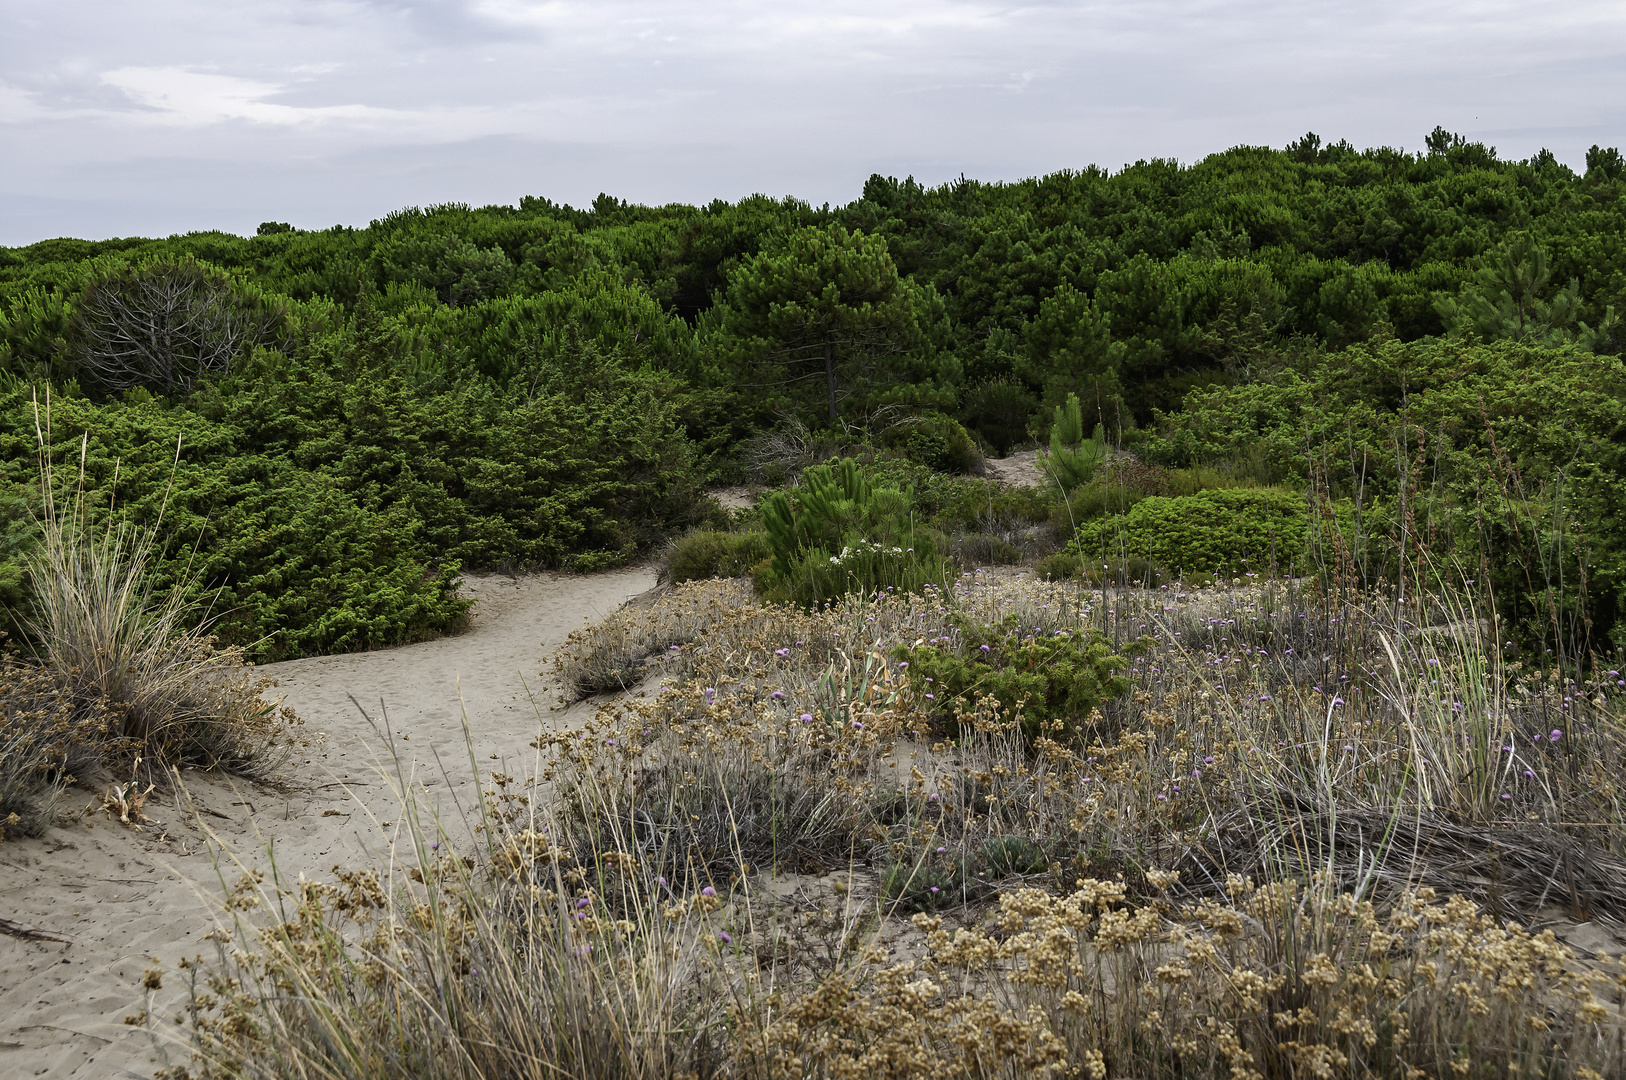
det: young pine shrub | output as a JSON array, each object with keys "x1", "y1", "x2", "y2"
[
  {"x1": 758, "y1": 457, "x2": 951, "y2": 608},
  {"x1": 1035, "y1": 393, "x2": 1108, "y2": 493}
]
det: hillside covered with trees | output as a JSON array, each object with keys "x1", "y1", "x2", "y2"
[{"x1": 2, "y1": 128, "x2": 1623, "y2": 659}]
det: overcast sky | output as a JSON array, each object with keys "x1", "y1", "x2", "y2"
[{"x1": 2, "y1": 0, "x2": 1623, "y2": 246}]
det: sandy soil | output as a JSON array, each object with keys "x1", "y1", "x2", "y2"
[
  {"x1": 980, "y1": 449, "x2": 1045, "y2": 489},
  {"x1": 0, "y1": 566, "x2": 656, "y2": 1079}
]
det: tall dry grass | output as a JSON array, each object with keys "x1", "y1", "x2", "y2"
[{"x1": 0, "y1": 396, "x2": 301, "y2": 835}]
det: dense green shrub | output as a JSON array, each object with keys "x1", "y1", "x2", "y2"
[
  {"x1": 0, "y1": 350, "x2": 713, "y2": 661},
  {"x1": 893, "y1": 614, "x2": 1136, "y2": 743},
  {"x1": 757, "y1": 458, "x2": 949, "y2": 607},
  {"x1": 664, "y1": 530, "x2": 769, "y2": 584},
  {"x1": 1144, "y1": 337, "x2": 1626, "y2": 649},
  {"x1": 1071, "y1": 487, "x2": 1309, "y2": 578},
  {"x1": 880, "y1": 413, "x2": 980, "y2": 473},
  {"x1": 960, "y1": 379, "x2": 1038, "y2": 454}
]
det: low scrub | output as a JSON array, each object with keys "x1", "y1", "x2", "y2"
[
  {"x1": 893, "y1": 613, "x2": 1139, "y2": 743},
  {"x1": 153, "y1": 573, "x2": 1626, "y2": 1080},
  {"x1": 1073, "y1": 486, "x2": 1309, "y2": 578},
  {"x1": 662, "y1": 528, "x2": 769, "y2": 585}
]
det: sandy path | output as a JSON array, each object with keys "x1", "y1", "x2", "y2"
[
  {"x1": 981, "y1": 449, "x2": 1044, "y2": 489},
  {"x1": 0, "y1": 566, "x2": 656, "y2": 1080}
]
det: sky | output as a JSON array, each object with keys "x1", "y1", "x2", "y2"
[{"x1": 2, "y1": 0, "x2": 1623, "y2": 247}]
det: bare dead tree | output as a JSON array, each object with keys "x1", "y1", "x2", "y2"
[{"x1": 69, "y1": 261, "x2": 285, "y2": 393}]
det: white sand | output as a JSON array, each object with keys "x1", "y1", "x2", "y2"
[
  {"x1": 0, "y1": 566, "x2": 656, "y2": 1079},
  {"x1": 980, "y1": 449, "x2": 1044, "y2": 489}
]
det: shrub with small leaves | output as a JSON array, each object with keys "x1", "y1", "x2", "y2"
[
  {"x1": 1072, "y1": 486, "x2": 1308, "y2": 578},
  {"x1": 894, "y1": 614, "x2": 1139, "y2": 743}
]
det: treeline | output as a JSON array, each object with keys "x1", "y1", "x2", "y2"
[{"x1": 1, "y1": 128, "x2": 1623, "y2": 658}]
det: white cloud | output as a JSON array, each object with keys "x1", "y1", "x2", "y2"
[
  {"x1": 0, "y1": 0, "x2": 1623, "y2": 244},
  {"x1": 101, "y1": 67, "x2": 391, "y2": 126}
]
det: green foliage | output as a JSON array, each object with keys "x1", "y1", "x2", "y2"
[
  {"x1": 0, "y1": 350, "x2": 712, "y2": 661},
  {"x1": 1035, "y1": 393, "x2": 1108, "y2": 491},
  {"x1": 665, "y1": 530, "x2": 770, "y2": 584},
  {"x1": 959, "y1": 379, "x2": 1037, "y2": 454},
  {"x1": 880, "y1": 412, "x2": 979, "y2": 473},
  {"x1": 1142, "y1": 336, "x2": 1626, "y2": 649},
  {"x1": 980, "y1": 834, "x2": 1050, "y2": 877},
  {"x1": 378, "y1": 270, "x2": 699, "y2": 387},
  {"x1": 4, "y1": 132, "x2": 1626, "y2": 659},
  {"x1": 1434, "y1": 235, "x2": 1613, "y2": 349},
  {"x1": 757, "y1": 458, "x2": 948, "y2": 607},
  {"x1": 893, "y1": 615, "x2": 1135, "y2": 743},
  {"x1": 1072, "y1": 488, "x2": 1309, "y2": 578},
  {"x1": 709, "y1": 224, "x2": 956, "y2": 424}
]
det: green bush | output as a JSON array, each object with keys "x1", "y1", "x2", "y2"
[
  {"x1": 893, "y1": 614, "x2": 1138, "y2": 743},
  {"x1": 665, "y1": 530, "x2": 769, "y2": 584},
  {"x1": 885, "y1": 413, "x2": 980, "y2": 474},
  {"x1": 960, "y1": 379, "x2": 1038, "y2": 454},
  {"x1": 757, "y1": 458, "x2": 950, "y2": 607},
  {"x1": 1072, "y1": 487, "x2": 1309, "y2": 578},
  {"x1": 0, "y1": 348, "x2": 712, "y2": 661}
]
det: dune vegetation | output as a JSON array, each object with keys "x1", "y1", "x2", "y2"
[{"x1": 1, "y1": 129, "x2": 1624, "y2": 1077}]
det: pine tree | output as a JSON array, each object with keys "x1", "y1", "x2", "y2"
[{"x1": 1036, "y1": 393, "x2": 1107, "y2": 492}]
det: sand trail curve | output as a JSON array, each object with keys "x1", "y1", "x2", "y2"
[{"x1": 0, "y1": 566, "x2": 656, "y2": 1079}]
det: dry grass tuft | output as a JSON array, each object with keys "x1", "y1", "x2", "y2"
[{"x1": 1, "y1": 399, "x2": 304, "y2": 837}]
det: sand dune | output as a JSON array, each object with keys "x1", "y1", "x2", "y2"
[{"x1": 0, "y1": 566, "x2": 656, "y2": 1079}]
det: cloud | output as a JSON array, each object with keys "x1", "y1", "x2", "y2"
[
  {"x1": 101, "y1": 67, "x2": 394, "y2": 126},
  {"x1": 1, "y1": 0, "x2": 1623, "y2": 244}
]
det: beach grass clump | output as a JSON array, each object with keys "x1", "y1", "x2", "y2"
[
  {"x1": 0, "y1": 407, "x2": 303, "y2": 827},
  {"x1": 662, "y1": 528, "x2": 771, "y2": 585},
  {"x1": 148, "y1": 797, "x2": 739, "y2": 1080},
  {"x1": 23, "y1": 487, "x2": 294, "y2": 774}
]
